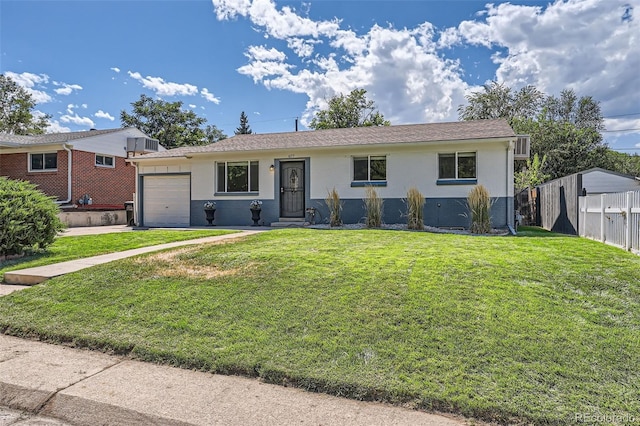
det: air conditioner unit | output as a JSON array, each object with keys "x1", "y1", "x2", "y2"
[
  {"x1": 514, "y1": 135, "x2": 530, "y2": 160},
  {"x1": 127, "y1": 137, "x2": 159, "y2": 153}
]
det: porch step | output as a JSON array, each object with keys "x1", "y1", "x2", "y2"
[{"x1": 271, "y1": 221, "x2": 306, "y2": 228}]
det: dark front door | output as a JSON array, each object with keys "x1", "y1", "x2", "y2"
[{"x1": 280, "y1": 161, "x2": 305, "y2": 218}]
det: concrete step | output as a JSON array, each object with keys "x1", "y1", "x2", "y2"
[{"x1": 270, "y1": 221, "x2": 307, "y2": 228}]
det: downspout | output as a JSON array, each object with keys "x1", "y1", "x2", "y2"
[
  {"x1": 55, "y1": 144, "x2": 73, "y2": 204},
  {"x1": 132, "y1": 160, "x2": 139, "y2": 226},
  {"x1": 507, "y1": 139, "x2": 516, "y2": 235}
]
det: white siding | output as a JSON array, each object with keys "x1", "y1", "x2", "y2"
[
  {"x1": 72, "y1": 128, "x2": 164, "y2": 158},
  {"x1": 309, "y1": 141, "x2": 509, "y2": 199},
  {"x1": 136, "y1": 140, "x2": 511, "y2": 204}
]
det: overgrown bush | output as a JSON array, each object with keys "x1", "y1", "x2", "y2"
[
  {"x1": 467, "y1": 184, "x2": 492, "y2": 234},
  {"x1": 0, "y1": 177, "x2": 65, "y2": 257},
  {"x1": 363, "y1": 186, "x2": 383, "y2": 228},
  {"x1": 406, "y1": 187, "x2": 425, "y2": 230},
  {"x1": 325, "y1": 187, "x2": 342, "y2": 227}
]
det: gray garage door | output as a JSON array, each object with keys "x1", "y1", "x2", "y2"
[{"x1": 142, "y1": 175, "x2": 190, "y2": 227}]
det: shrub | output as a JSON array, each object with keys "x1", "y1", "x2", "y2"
[
  {"x1": 467, "y1": 184, "x2": 492, "y2": 234},
  {"x1": 0, "y1": 177, "x2": 65, "y2": 257},
  {"x1": 363, "y1": 186, "x2": 383, "y2": 228},
  {"x1": 325, "y1": 187, "x2": 342, "y2": 227},
  {"x1": 406, "y1": 187, "x2": 425, "y2": 230}
]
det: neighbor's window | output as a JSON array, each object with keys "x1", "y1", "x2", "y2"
[
  {"x1": 29, "y1": 152, "x2": 57, "y2": 171},
  {"x1": 353, "y1": 155, "x2": 386, "y2": 181},
  {"x1": 438, "y1": 152, "x2": 476, "y2": 179},
  {"x1": 95, "y1": 154, "x2": 115, "y2": 167},
  {"x1": 217, "y1": 161, "x2": 259, "y2": 192}
]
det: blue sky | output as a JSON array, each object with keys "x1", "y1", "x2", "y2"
[{"x1": 1, "y1": 0, "x2": 638, "y2": 153}]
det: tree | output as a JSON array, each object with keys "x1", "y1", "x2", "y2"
[
  {"x1": 309, "y1": 89, "x2": 390, "y2": 130},
  {"x1": 459, "y1": 83, "x2": 610, "y2": 180},
  {"x1": 515, "y1": 153, "x2": 550, "y2": 191},
  {"x1": 0, "y1": 74, "x2": 50, "y2": 135},
  {"x1": 457, "y1": 81, "x2": 545, "y2": 123},
  {"x1": 120, "y1": 94, "x2": 210, "y2": 148},
  {"x1": 515, "y1": 153, "x2": 551, "y2": 224},
  {"x1": 204, "y1": 124, "x2": 227, "y2": 143},
  {"x1": 603, "y1": 150, "x2": 640, "y2": 177},
  {"x1": 235, "y1": 111, "x2": 252, "y2": 135}
]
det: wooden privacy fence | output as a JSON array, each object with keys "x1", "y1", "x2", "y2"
[
  {"x1": 537, "y1": 174, "x2": 582, "y2": 235},
  {"x1": 579, "y1": 191, "x2": 640, "y2": 254}
]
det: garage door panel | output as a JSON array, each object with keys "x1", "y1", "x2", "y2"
[{"x1": 143, "y1": 175, "x2": 190, "y2": 227}]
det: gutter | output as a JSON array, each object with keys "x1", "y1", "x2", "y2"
[{"x1": 55, "y1": 144, "x2": 73, "y2": 204}]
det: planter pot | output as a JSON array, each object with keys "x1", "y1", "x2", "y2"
[
  {"x1": 250, "y1": 208, "x2": 261, "y2": 226},
  {"x1": 204, "y1": 208, "x2": 216, "y2": 225}
]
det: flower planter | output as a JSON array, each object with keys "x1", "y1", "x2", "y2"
[
  {"x1": 204, "y1": 208, "x2": 216, "y2": 225},
  {"x1": 250, "y1": 208, "x2": 261, "y2": 226}
]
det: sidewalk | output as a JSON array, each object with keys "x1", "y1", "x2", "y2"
[
  {"x1": 0, "y1": 334, "x2": 464, "y2": 425},
  {"x1": 2, "y1": 230, "x2": 265, "y2": 286}
]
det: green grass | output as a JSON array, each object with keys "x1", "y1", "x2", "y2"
[
  {"x1": 0, "y1": 229, "x2": 237, "y2": 281},
  {"x1": 0, "y1": 229, "x2": 638, "y2": 425}
]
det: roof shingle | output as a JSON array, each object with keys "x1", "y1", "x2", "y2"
[
  {"x1": 0, "y1": 128, "x2": 127, "y2": 146},
  {"x1": 135, "y1": 119, "x2": 515, "y2": 160}
]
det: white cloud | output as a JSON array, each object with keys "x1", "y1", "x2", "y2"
[
  {"x1": 213, "y1": 0, "x2": 340, "y2": 39},
  {"x1": 60, "y1": 113, "x2": 95, "y2": 128},
  {"x1": 5, "y1": 71, "x2": 52, "y2": 103},
  {"x1": 245, "y1": 45, "x2": 287, "y2": 61},
  {"x1": 215, "y1": 0, "x2": 638, "y2": 140},
  {"x1": 111, "y1": 67, "x2": 120, "y2": 73},
  {"x1": 189, "y1": 104, "x2": 197, "y2": 109},
  {"x1": 127, "y1": 71, "x2": 198, "y2": 96},
  {"x1": 286, "y1": 38, "x2": 319, "y2": 57},
  {"x1": 94, "y1": 110, "x2": 115, "y2": 121},
  {"x1": 53, "y1": 82, "x2": 82, "y2": 95},
  {"x1": 226, "y1": 0, "x2": 469, "y2": 125},
  {"x1": 45, "y1": 120, "x2": 71, "y2": 133},
  {"x1": 452, "y1": 0, "x2": 639, "y2": 118},
  {"x1": 200, "y1": 88, "x2": 221, "y2": 104},
  {"x1": 66, "y1": 104, "x2": 77, "y2": 114}
]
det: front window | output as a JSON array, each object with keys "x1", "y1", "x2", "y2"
[
  {"x1": 353, "y1": 156, "x2": 386, "y2": 181},
  {"x1": 95, "y1": 154, "x2": 114, "y2": 167},
  {"x1": 29, "y1": 152, "x2": 57, "y2": 171},
  {"x1": 217, "y1": 161, "x2": 259, "y2": 193},
  {"x1": 438, "y1": 152, "x2": 476, "y2": 179}
]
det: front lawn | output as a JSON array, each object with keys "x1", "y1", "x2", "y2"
[
  {"x1": 0, "y1": 229, "x2": 638, "y2": 424},
  {"x1": 0, "y1": 229, "x2": 237, "y2": 281}
]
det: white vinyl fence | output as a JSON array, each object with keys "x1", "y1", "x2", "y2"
[{"x1": 579, "y1": 191, "x2": 640, "y2": 254}]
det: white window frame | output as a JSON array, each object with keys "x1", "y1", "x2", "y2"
[
  {"x1": 95, "y1": 154, "x2": 115, "y2": 168},
  {"x1": 28, "y1": 152, "x2": 58, "y2": 172},
  {"x1": 352, "y1": 155, "x2": 387, "y2": 182},
  {"x1": 216, "y1": 160, "x2": 259, "y2": 193},
  {"x1": 438, "y1": 151, "x2": 477, "y2": 180}
]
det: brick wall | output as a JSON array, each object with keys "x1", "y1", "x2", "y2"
[
  {"x1": 71, "y1": 150, "x2": 135, "y2": 206},
  {"x1": 0, "y1": 151, "x2": 69, "y2": 200},
  {"x1": 0, "y1": 149, "x2": 135, "y2": 206}
]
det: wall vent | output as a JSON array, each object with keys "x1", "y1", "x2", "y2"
[{"x1": 514, "y1": 135, "x2": 530, "y2": 160}]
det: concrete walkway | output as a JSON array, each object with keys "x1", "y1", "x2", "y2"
[
  {"x1": 2, "y1": 230, "x2": 265, "y2": 287},
  {"x1": 0, "y1": 334, "x2": 464, "y2": 425}
]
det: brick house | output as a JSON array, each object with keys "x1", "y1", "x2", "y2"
[{"x1": 0, "y1": 128, "x2": 162, "y2": 208}]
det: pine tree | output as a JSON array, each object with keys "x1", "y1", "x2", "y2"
[{"x1": 235, "y1": 111, "x2": 252, "y2": 135}]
